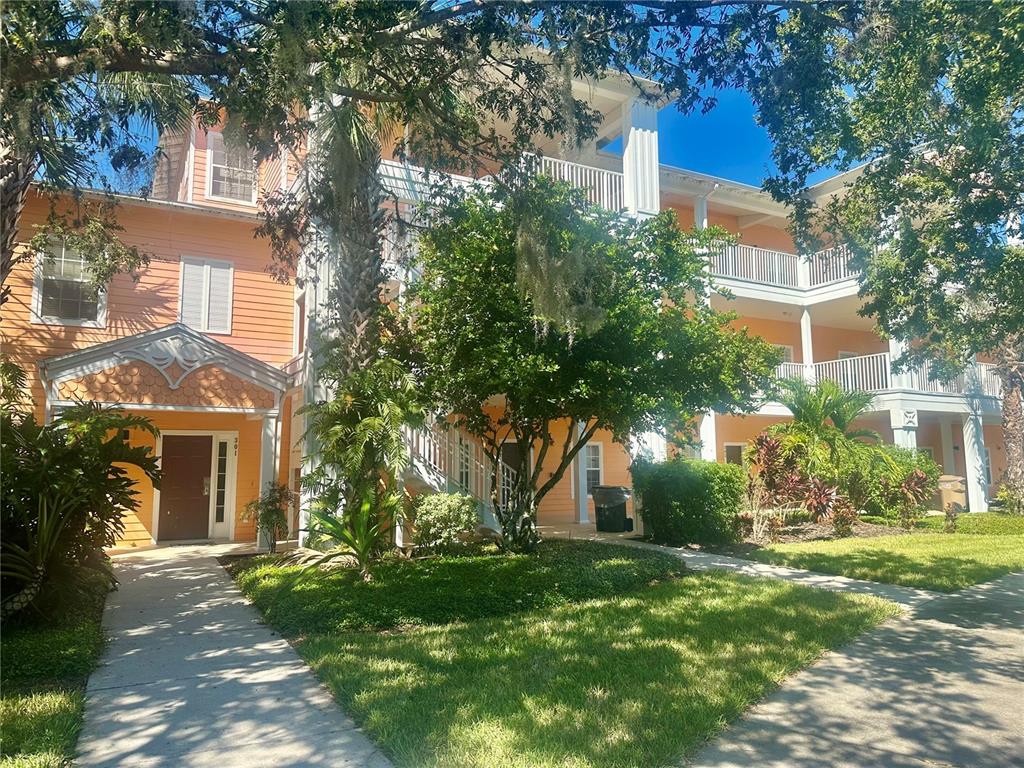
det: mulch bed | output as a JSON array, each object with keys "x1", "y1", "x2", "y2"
[{"x1": 711, "y1": 519, "x2": 907, "y2": 558}]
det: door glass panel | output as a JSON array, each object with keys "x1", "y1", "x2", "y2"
[{"x1": 215, "y1": 441, "x2": 228, "y2": 523}]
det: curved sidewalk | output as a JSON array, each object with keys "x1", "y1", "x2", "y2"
[
  {"x1": 687, "y1": 571, "x2": 1024, "y2": 767},
  {"x1": 76, "y1": 545, "x2": 390, "y2": 768}
]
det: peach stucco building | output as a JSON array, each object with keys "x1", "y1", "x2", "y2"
[{"x1": 4, "y1": 77, "x2": 1006, "y2": 548}]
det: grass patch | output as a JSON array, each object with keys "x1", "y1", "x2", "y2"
[
  {"x1": 228, "y1": 539, "x2": 686, "y2": 634},
  {"x1": 915, "y1": 512, "x2": 1024, "y2": 536},
  {"x1": 0, "y1": 598, "x2": 106, "y2": 768},
  {"x1": 746, "y1": 533, "x2": 1024, "y2": 592},
  {"x1": 233, "y1": 542, "x2": 897, "y2": 767}
]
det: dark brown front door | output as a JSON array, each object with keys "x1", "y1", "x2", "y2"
[{"x1": 158, "y1": 435, "x2": 213, "y2": 541}]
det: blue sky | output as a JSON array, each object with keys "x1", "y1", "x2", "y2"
[{"x1": 656, "y1": 89, "x2": 777, "y2": 186}]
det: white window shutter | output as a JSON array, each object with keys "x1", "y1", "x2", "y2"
[
  {"x1": 180, "y1": 260, "x2": 205, "y2": 328},
  {"x1": 206, "y1": 261, "x2": 232, "y2": 332}
]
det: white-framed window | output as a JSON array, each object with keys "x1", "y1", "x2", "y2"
[
  {"x1": 724, "y1": 443, "x2": 745, "y2": 466},
  {"x1": 983, "y1": 447, "x2": 992, "y2": 486},
  {"x1": 205, "y1": 130, "x2": 256, "y2": 204},
  {"x1": 31, "y1": 241, "x2": 107, "y2": 327},
  {"x1": 179, "y1": 257, "x2": 233, "y2": 334},
  {"x1": 838, "y1": 350, "x2": 859, "y2": 359},
  {"x1": 774, "y1": 344, "x2": 795, "y2": 363},
  {"x1": 585, "y1": 443, "x2": 603, "y2": 496}
]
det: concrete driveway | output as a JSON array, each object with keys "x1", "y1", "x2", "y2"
[
  {"x1": 75, "y1": 544, "x2": 390, "y2": 768},
  {"x1": 689, "y1": 572, "x2": 1024, "y2": 768}
]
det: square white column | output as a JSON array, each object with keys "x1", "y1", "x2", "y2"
[
  {"x1": 889, "y1": 408, "x2": 918, "y2": 451},
  {"x1": 939, "y1": 419, "x2": 956, "y2": 474},
  {"x1": 962, "y1": 413, "x2": 989, "y2": 512},
  {"x1": 258, "y1": 409, "x2": 282, "y2": 551},
  {"x1": 622, "y1": 99, "x2": 660, "y2": 216},
  {"x1": 575, "y1": 422, "x2": 590, "y2": 524},
  {"x1": 699, "y1": 412, "x2": 718, "y2": 461},
  {"x1": 800, "y1": 307, "x2": 815, "y2": 382}
]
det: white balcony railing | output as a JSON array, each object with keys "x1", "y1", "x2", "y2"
[
  {"x1": 776, "y1": 353, "x2": 1003, "y2": 400},
  {"x1": 533, "y1": 155, "x2": 624, "y2": 211},
  {"x1": 976, "y1": 363, "x2": 1002, "y2": 397},
  {"x1": 808, "y1": 244, "x2": 856, "y2": 286},
  {"x1": 710, "y1": 244, "x2": 801, "y2": 287},
  {"x1": 776, "y1": 362, "x2": 807, "y2": 380},
  {"x1": 814, "y1": 353, "x2": 892, "y2": 392}
]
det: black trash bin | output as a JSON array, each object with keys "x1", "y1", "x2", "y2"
[{"x1": 592, "y1": 485, "x2": 633, "y2": 533}]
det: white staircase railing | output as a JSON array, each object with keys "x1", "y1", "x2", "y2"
[{"x1": 403, "y1": 422, "x2": 519, "y2": 511}]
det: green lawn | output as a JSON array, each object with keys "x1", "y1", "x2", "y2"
[
  {"x1": 0, "y1": 600, "x2": 106, "y2": 768},
  {"x1": 746, "y1": 532, "x2": 1024, "y2": 592},
  {"x1": 232, "y1": 540, "x2": 897, "y2": 767},
  {"x1": 229, "y1": 539, "x2": 687, "y2": 633}
]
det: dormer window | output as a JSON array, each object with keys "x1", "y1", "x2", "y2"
[{"x1": 206, "y1": 130, "x2": 256, "y2": 204}]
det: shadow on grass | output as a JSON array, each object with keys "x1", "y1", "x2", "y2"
[
  {"x1": 229, "y1": 539, "x2": 686, "y2": 634},
  {"x1": 295, "y1": 572, "x2": 896, "y2": 768}
]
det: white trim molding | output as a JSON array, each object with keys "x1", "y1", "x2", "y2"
[{"x1": 39, "y1": 323, "x2": 289, "y2": 414}]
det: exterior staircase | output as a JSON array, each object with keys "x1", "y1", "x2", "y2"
[{"x1": 402, "y1": 423, "x2": 518, "y2": 530}]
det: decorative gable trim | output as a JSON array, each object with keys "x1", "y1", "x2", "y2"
[{"x1": 39, "y1": 323, "x2": 290, "y2": 396}]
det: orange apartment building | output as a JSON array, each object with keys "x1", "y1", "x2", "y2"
[{"x1": 3, "y1": 76, "x2": 1007, "y2": 548}]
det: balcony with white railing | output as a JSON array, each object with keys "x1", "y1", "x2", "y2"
[
  {"x1": 709, "y1": 242, "x2": 860, "y2": 291},
  {"x1": 531, "y1": 155, "x2": 625, "y2": 211},
  {"x1": 710, "y1": 244, "x2": 801, "y2": 288},
  {"x1": 774, "y1": 353, "x2": 1002, "y2": 400}
]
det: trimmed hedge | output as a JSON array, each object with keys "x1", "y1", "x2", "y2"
[
  {"x1": 413, "y1": 492, "x2": 480, "y2": 554},
  {"x1": 633, "y1": 458, "x2": 744, "y2": 546}
]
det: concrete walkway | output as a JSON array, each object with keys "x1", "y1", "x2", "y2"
[
  {"x1": 76, "y1": 545, "x2": 390, "y2": 768},
  {"x1": 689, "y1": 572, "x2": 1024, "y2": 768},
  {"x1": 579, "y1": 535, "x2": 939, "y2": 609}
]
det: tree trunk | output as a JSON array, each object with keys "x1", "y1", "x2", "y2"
[
  {"x1": 1, "y1": 134, "x2": 35, "y2": 314},
  {"x1": 996, "y1": 337, "x2": 1024, "y2": 513}
]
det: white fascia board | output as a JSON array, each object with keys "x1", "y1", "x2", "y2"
[
  {"x1": 803, "y1": 280, "x2": 861, "y2": 305},
  {"x1": 872, "y1": 391, "x2": 1002, "y2": 417},
  {"x1": 712, "y1": 278, "x2": 806, "y2": 305}
]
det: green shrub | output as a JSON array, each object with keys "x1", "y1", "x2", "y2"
[
  {"x1": 242, "y1": 482, "x2": 295, "y2": 553},
  {"x1": 633, "y1": 459, "x2": 744, "y2": 546},
  {"x1": 1, "y1": 403, "x2": 159, "y2": 619},
  {"x1": 413, "y1": 493, "x2": 480, "y2": 554}
]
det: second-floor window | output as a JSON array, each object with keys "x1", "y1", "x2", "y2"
[
  {"x1": 33, "y1": 242, "x2": 106, "y2": 327},
  {"x1": 585, "y1": 443, "x2": 603, "y2": 495},
  {"x1": 206, "y1": 131, "x2": 256, "y2": 204},
  {"x1": 179, "y1": 257, "x2": 233, "y2": 334}
]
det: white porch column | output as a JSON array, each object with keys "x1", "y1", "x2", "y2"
[
  {"x1": 962, "y1": 412, "x2": 989, "y2": 512},
  {"x1": 800, "y1": 307, "x2": 815, "y2": 382},
  {"x1": 939, "y1": 419, "x2": 956, "y2": 474},
  {"x1": 890, "y1": 408, "x2": 918, "y2": 452},
  {"x1": 888, "y1": 338, "x2": 910, "y2": 389},
  {"x1": 258, "y1": 409, "x2": 282, "y2": 551},
  {"x1": 622, "y1": 98, "x2": 660, "y2": 216},
  {"x1": 575, "y1": 422, "x2": 590, "y2": 524},
  {"x1": 699, "y1": 412, "x2": 718, "y2": 462},
  {"x1": 694, "y1": 188, "x2": 718, "y2": 460}
]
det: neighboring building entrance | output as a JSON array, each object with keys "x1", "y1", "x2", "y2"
[{"x1": 158, "y1": 435, "x2": 214, "y2": 541}]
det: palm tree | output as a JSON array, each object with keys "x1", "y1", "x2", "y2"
[
  {"x1": 779, "y1": 378, "x2": 878, "y2": 440},
  {"x1": 770, "y1": 378, "x2": 877, "y2": 478}
]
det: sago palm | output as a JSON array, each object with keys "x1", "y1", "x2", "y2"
[{"x1": 779, "y1": 378, "x2": 878, "y2": 441}]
